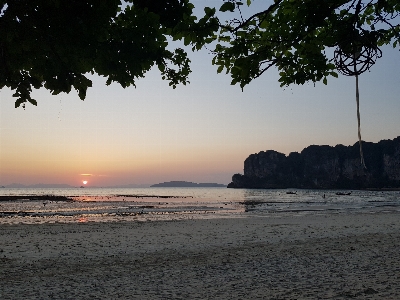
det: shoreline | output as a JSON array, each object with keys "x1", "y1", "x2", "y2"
[
  {"x1": 0, "y1": 194, "x2": 192, "y2": 202},
  {"x1": 1, "y1": 211, "x2": 399, "y2": 299}
]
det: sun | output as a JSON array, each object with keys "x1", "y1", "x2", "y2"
[{"x1": 82, "y1": 180, "x2": 88, "y2": 185}]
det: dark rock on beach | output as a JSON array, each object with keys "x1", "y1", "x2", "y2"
[
  {"x1": 228, "y1": 136, "x2": 400, "y2": 189},
  {"x1": 0, "y1": 195, "x2": 74, "y2": 202}
]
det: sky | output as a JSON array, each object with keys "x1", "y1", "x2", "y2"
[{"x1": 1, "y1": 1, "x2": 400, "y2": 186}]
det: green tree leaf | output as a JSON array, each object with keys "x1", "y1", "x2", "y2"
[{"x1": 220, "y1": 2, "x2": 235, "y2": 12}]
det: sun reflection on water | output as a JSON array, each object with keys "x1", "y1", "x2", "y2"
[{"x1": 78, "y1": 217, "x2": 88, "y2": 223}]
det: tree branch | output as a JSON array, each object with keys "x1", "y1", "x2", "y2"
[{"x1": 222, "y1": 0, "x2": 284, "y2": 32}]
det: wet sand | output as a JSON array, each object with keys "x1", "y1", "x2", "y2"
[{"x1": 1, "y1": 212, "x2": 399, "y2": 299}]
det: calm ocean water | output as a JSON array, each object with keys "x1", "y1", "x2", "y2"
[{"x1": 0, "y1": 187, "x2": 399, "y2": 224}]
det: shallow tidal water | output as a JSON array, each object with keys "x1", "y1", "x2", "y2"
[{"x1": 0, "y1": 187, "x2": 399, "y2": 224}]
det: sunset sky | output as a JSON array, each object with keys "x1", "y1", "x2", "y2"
[{"x1": 1, "y1": 1, "x2": 400, "y2": 186}]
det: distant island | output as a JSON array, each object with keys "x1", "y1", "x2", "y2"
[
  {"x1": 228, "y1": 136, "x2": 400, "y2": 189},
  {"x1": 151, "y1": 181, "x2": 227, "y2": 187}
]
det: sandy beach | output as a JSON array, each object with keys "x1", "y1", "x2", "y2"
[{"x1": 1, "y1": 211, "x2": 399, "y2": 299}]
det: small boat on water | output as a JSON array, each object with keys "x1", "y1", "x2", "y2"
[
  {"x1": 286, "y1": 191, "x2": 297, "y2": 195},
  {"x1": 336, "y1": 192, "x2": 351, "y2": 196}
]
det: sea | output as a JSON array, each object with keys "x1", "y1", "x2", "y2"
[{"x1": 0, "y1": 187, "x2": 399, "y2": 224}]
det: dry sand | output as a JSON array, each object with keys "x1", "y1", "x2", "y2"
[{"x1": 1, "y1": 212, "x2": 399, "y2": 299}]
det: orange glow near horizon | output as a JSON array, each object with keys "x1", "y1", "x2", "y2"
[{"x1": 82, "y1": 180, "x2": 88, "y2": 185}]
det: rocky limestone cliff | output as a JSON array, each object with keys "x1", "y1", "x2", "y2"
[{"x1": 228, "y1": 136, "x2": 400, "y2": 189}]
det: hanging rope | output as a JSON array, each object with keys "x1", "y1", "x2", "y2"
[
  {"x1": 354, "y1": 54, "x2": 366, "y2": 168},
  {"x1": 333, "y1": 33, "x2": 381, "y2": 169}
]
